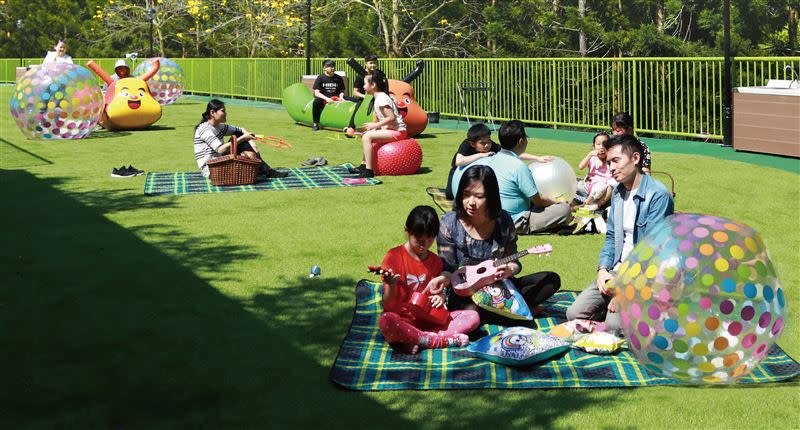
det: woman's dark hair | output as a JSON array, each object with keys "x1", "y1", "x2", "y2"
[
  {"x1": 454, "y1": 165, "x2": 502, "y2": 220},
  {"x1": 467, "y1": 123, "x2": 491, "y2": 143},
  {"x1": 366, "y1": 69, "x2": 389, "y2": 94},
  {"x1": 592, "y1": 132, "x2": 609, "y2": 145},
  {"x1": 405, "y1": 205, "x2": 440, "y2": 238},
  {"x1": 197, "y1": 99, "x2": 225, "y2": 129},
  {"x1": 364, "y1": 54, "x2": 378, "y2": 62},
  {"x1": 603, "y1": 134, "x2": 645, "y2": 171}
]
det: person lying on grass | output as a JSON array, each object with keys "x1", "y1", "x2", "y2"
[
  {"x1": 193, "y1": 99, "x2": 288, "y2": 178},
  {"x1": 378, "y1": 205, "x2": 480, "y2": 354},
  {"x1": 348, "y1": 69, "x2": 408, "y2": 178}
]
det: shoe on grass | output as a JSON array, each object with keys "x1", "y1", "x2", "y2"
[
  {"x1": 347, "y1": 164, "x2": 366, "y2": 174},
  {"x1": 301, "y1": 157, "x2": 319, "y2": 166},
  {"x1": 314, "y1": 157, "x2": 328, "y2": 166},
  {"x1": 127, "y1": 165, "x2": 145, "y2": 176},
  {"x1": 312, "y1": 123, "x2": 321, "y2": 131},
  {"x1": 111, "y1": 166, "x2": 135, "y2": 178}
]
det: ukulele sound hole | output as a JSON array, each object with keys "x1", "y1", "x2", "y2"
[{"x1": 477, "y1": 267, "x2": 487, "y2": 274}]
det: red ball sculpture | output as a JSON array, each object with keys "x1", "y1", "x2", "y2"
[{"x1": 373, "y1": 138, "x2": 423, "y2": 176}]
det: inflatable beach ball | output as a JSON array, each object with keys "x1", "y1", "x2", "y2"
[
  {"x1": 528, "y1": 157, "x2": 577, "y2": 202},
  {"x1": 10, "y1": 63, "x2": 104, "y2": 139},
  {"x1": 613, "y1": 213, "x2": 786, "y2": 384},
  {"x1": 134, "y1": 57, "x2": 184, "y2": 105}
]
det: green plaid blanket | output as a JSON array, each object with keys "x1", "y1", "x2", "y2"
[
  {"x1": 330, "y1": 280, "x2": 800, "y2": 390},
  {"x1": 144, "y1": 164, "x2": 381, "y2": 196},
  {"x1": 426, "y1": 187, "x2": 454, "y2": 213}
]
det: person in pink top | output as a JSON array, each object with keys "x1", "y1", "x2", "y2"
[{"x1": 577, "y1": 132, "x2": 615, "y2": 210}]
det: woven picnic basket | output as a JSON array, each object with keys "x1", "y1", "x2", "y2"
[{"x1": 207, "y1": 135, "x2": 261, "y2": 186}]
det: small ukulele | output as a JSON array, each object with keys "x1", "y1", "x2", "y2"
[
  {"x1": 368, "y1": 266, "x2": 450, "y2": 325},
  {"x1": 450, "y1": 244, "x2": 553, "y2": 297}
]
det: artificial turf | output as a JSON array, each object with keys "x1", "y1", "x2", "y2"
[{"x1": 1, "y1": 86, "x2": 798, "y2": 429}]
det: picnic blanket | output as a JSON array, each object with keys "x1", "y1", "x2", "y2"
[
  {"x1": 426, "y1": 187, "x2": 454, "y2": 213},
  {"x1": 330, "y1": 280, "x2": 800, "y2": 390},
  {"x1": 144, "y1": 164, "x2": 381, "y2": 196}
]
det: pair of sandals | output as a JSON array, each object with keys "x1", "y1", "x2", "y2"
[{"x1": 301, "y1": 157, "x2": 328, "y2": 167}]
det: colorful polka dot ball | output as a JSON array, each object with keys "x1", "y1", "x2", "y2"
[
  {"x1": 10, "y1": 63, "x2": 104, "y2": 140},
  {"x1": 134, "y1": 57, "x2": 184, "y2": 105},
  {"x1": 613, "y1": 213, "x2": 786, "y2": 384}
]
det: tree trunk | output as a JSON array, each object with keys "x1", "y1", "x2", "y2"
[
  {"x1": 789, "y1": 4, "x2": 799, "y2": 55},
  {"x1": 391, "y1": 0, "x2": 400, "y2": 57},
  {"x1": 656, "y1": 0, "x2": 665, "y2": 33},
  {"x1": 578, "y1": 0, "x2": 587, "y2": 57}
]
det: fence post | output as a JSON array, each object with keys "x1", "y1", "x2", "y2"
[
  {"x1": 632, "y1": 58, "x2": 638, "y2": 132},
  {"x1": 551, "y1": 59, "x2": 557, "y2": 129}
]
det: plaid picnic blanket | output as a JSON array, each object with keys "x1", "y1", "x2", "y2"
[
  {"x1": 426, "y1": 187, "x2": 454, "y2": 213},
  {"x1": 330, "y1": 280, "x2": 800, "y2": 390},
  {"x1": 144, "y1": 164, "x2": 381, "y2": 196}
]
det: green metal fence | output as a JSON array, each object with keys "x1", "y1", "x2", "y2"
[{"x1": 5, "y1": 57, "x2": 799, "y2": 141}]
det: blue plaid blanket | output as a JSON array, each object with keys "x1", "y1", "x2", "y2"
[
  {"x1": 144, "y1": 164, "x2": 381, "y2": 196},
  {"x1": 330, "y1": 280, "x2": 800, "y2": 390}
]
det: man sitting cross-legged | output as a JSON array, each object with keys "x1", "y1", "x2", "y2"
[{"x1": 566, "y1": 134, "x2": 674, "y2": 335}]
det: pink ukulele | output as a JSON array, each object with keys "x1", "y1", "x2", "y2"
[
  {"x1": 450, "y1": 244, "x2": 553, "y2": 297},
  {"x1": 368, "y1": 266, "x2": 450, "y2": 326}
]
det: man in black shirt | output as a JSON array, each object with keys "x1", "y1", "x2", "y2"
[
  {"x1": 347, "y1": 54, "x2": 379, "y2": 131},
  {"x1": 312, "y1": 59, "x2": 346, "y2": 130}
]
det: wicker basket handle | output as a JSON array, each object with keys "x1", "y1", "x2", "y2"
[{"x1": 229, "y1": 134, "x2": 238, "y2": 157}]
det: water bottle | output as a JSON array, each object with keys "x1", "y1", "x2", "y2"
[{"x1": 309, "y1": 265, "x2": 321, "y2": 278}]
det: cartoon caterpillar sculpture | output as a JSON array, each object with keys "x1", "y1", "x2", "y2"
[{"x1": 87, "y1": 59, "x2": 162, "y2": 130}]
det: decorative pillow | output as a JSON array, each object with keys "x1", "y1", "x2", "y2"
[
  {"x1": 467, "y1": 326, "x2": 570, "y2": 367},
  {"x1": 571, "y1": 332, "x2": 625, "y2": 355},
  {"x1": 470, "y1": 279, "x2": 532, "y2": 320}
]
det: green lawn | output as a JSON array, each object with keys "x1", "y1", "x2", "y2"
[{"x1": 1, "y1": 85, "x2": 798, "y2": 429}]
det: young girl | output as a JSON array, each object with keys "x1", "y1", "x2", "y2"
[
  {"x1": 379, "y1": 205, "x2": 480, "y2": 354},
  {"x1": 193, "y1": 99, "x2": 288, "y2": 178},
  {"x1": 349, "y1": 69, "x2": 408, "y2": 178},
  {"x1": 577, "y1": 132, "x2": 614, "y2": 209}
]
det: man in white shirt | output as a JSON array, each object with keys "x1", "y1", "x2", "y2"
[{"x1": 566, "y1": 134, "x2": 674, "y2": 334}]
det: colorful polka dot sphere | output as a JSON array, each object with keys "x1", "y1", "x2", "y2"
[
  {"x1": 614, "y1": 213, "x2": 786, "y2": 384},
  {"x1": 9, "y1": 63, "x2": 104, "y2": 140},
  {"x1": 134, "y1": 57, "x2": 184, "y2": 105}
]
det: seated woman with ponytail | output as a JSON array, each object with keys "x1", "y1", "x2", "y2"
[{"x1": 193, "y1": 99, "x2": 288, "y2": 178}]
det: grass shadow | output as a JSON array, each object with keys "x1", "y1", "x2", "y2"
[{"x1": 0, "y1": 169, "x2": 413, "y2": 428}]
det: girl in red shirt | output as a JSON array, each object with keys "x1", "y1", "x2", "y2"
[{"x1": 378, "y1": 206, "x2": 480, "y2": 354}]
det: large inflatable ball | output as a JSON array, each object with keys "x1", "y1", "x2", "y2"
[
  {"x1": 528, "y1": 157, "x2": 578, "y2": 202},
  {"x1": 613, "y1": 213, "x2": 786, "y2": 384},
  {"x1": 134, "y1": 57, "x2": 184, "y2": 105},
  {"x1": 10, "y1": 64, "x2": 104, "y2": 139},
  {"x1": 374, "y1": 138, "x2": 423, "y2": 176}
]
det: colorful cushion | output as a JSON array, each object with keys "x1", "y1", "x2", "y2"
[
  {"x1": 471, "y1": 279, "x2": 532, "y2": 320},
  {"x1": 549, "y1": 319, "x2": 607, "y2": 342},
  {"x1": 571, "y1": 332, "x2": 626, "y2": 355},
  {"x1": 466, "y1": 326, "x2": 570, "y2": 367}
]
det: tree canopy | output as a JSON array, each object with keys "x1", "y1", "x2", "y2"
[{"x1": 0, "y1": 0, "x2": 797, "y2": 59}]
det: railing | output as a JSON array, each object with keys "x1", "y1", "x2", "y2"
[{"x1": 5, "y1": 57, "x2": 798, "y2": 141}]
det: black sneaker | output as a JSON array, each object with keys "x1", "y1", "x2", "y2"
[
  {"x1": 111, "y1": 166, "x2": 135, "y2": 178},
  {"x1": 357, "y1": 168, "x2": 374, "y2": 178},
  {"x1": 312, "y1": 123, "x2": 321, "y2": 131},
  {"x1": 347, "y1": 164, "x2": 366, "y2": 174},
  {"x1": 127, "y1": 165, "x2": 145, "y2": 176}
]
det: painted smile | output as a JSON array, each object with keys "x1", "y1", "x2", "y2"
[
  {"x1": 128, "y1": 100, "x2": 141, "y2": 109},
  {"x1": 398, "y1": 107, "x2": 408, "y2": 118}
]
